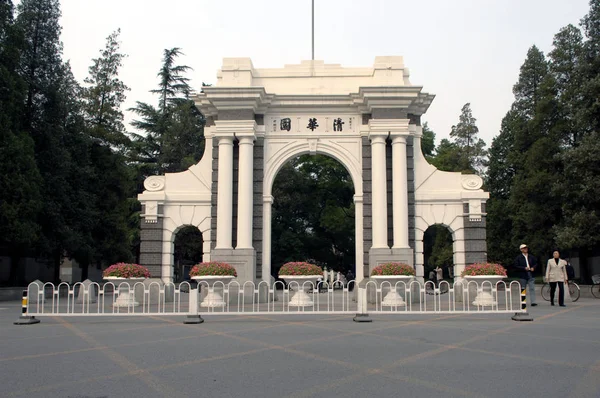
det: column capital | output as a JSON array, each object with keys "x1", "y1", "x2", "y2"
[
  {"x1": 237, "y1": 135, "x2": 256, "y2": 145},
  {"x1": 391, "y1": 135, "x2": 408, "y2": 145},
  {"x1": 214, "y1": 120, "x2": 257, "y2": 138},
  {"x1": 368, "y1": 118, "x2": 410, "y2": 134},
  {"x1": 369, "y1": 134, "x2": 387, "y2": 144},
  {"x1": 217, "y1": 135, "x2": 234, "y2": 145}
]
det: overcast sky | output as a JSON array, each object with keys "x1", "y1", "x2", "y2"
[{"x1": 57, "y1": 0, "x2": 591, "y2": 146}]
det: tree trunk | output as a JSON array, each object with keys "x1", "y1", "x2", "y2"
[
  {"x1": 579, "y1": 247, "x2": 590, "y2": 284},
  {"x1": 53, "y1": 250, "x2": 61, "y2": 284},
  {"x1": 9, "y1": 255, "x2": 21, "y2": 286},
  {"x1": 81, "y1": 262, "x2": 89, "y2": 281}
]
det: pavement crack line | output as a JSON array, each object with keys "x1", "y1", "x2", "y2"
[{"x1": 53, "y1": 317, "x2": 182, "y2": 398}]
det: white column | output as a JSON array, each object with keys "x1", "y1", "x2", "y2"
[
  {"x1": 262, "y1": 195, "x2": 273, "y2": 282},
  {"x1": 216, "y1": 136, "x2": 234, "y2": 249},
  {"x1": 161, "y1": 230, "x2": 174, "y2": 283},
  {"x1": 236, "y1": 136, "x2": 255, "y2": 249},
  {"x1": 371, "y1": 135, "x2": 388, "y2": 249},
  {"x1": 354, "y1": 194, "x2": 364, "y2": 283},
  {"x1": 392, "y1": 135, "x2": 410, "y2": 248}
]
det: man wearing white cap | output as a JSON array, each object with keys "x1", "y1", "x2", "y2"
[{"x1": 514, "y1": 244, "x2": 538, "y2": 306}]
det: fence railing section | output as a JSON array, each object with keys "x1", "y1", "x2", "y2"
[{"x1": 24, "y1": 279, "x2": 525, "y2": 318}]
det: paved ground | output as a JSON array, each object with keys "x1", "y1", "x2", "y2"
[{"x1": 0, "y1": 298, "x2": 599, "y2": 398}]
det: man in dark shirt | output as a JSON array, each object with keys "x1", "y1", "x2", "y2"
[{"x1": 514, "y1": 244, "x2": 538, "y2": 306}]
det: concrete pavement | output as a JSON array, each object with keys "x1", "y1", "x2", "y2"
[{"x1": 1, "y1": 298, "x2": 599, "y2": 397}]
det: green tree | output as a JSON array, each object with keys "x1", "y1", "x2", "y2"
[
  {"x1": 485, "y1": 109, "x2": 524, "y2": 266},
  {"x1": 548, "y1": 24, "x2": 585, "y2": 146},
  {"x1": 0, "y1": 0, "x2": 43, "y2": 285},
  {"x1": 553, "y1": 131, "x2": 600, "y2": 250},
  {"x1": 129, "y1": 47, "x2": 204, "y2": 176},
  {"x1": 82, "y1": 29, "x2": 130, "y2": 151},
  {"x1": 507, "y1": 48, "x2": 563, "y2": 262},
  {"x1": 579, "y1": 0, "x2": 600, "y2": 134},
  {"x1": 16, "y1": 0, "x2": 97, "y2": 282},
  {"x1": 423, "y1": 225, "x2": 453, "y2": 274},
  {"x1": 421, "y1": 122, "x2": 435, "y2": 158},
  {"x1": 79, "y1": 29, "x2": 135, "y2": 278},
  {"x1": 271, "y1": 155, "x2": 355, "y2": 276},
  {"x1": 449, "y1": 103, "x2": 487, "y2": 174},
  {"x1": 428, "y1": 138, "x2": 462, "y2": 172}
]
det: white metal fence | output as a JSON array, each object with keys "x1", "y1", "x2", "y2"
[{"x1": 23, "y1": 279, "x2": 525, "y2": 320}]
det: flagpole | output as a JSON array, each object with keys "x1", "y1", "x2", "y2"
[{"x1": 312, "y1": 0, "x2": 314, "y2": 60}]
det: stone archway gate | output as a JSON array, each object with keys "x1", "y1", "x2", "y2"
[{"x1": 137, "y1": 57, "x2": 489, "y2": 289}]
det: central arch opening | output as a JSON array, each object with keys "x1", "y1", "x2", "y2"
[{"x1": 271, "y1": 154, "x2": 356, "y2": 282}]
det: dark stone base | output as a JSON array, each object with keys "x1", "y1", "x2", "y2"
[
  {"x1": 511, "y1": 312, "x2": 534, "y2": 322},
  {"x1": 14, "y1": 316, "x2": 41, "y2": 325},
  {"x1": 183, "y1": 315, "x2": 204, "y2": 324},
  {"x1": 353, "y1": 314, "x2": 372, "y2": 322}
]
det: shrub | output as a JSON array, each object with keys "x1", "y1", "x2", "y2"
[
  {"x1": 371, "y1": 262, "x2": 416, "y2": 276},
  {"x1": 189, "y1": 262, "x2": 237, "y2": 277},
  {"x1": 278, "y1": 262, "x2": 323, "y2": 276},
  {"x1": 461, "y1": 263, "x2": 507, "y2": 277},
  {"x1": 103, "y1": 263, "x2": 151, "y2": 278}
]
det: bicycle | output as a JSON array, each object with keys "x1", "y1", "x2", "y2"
[
  {"x1": 541, "y1": 281, "x2": 580, "y2": 302},
  {"x1": 591, "y1": 275, "x2": 600, "y2": 299}
]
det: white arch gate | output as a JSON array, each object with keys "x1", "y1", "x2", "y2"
[{"x1": 137, "y1": 57, "x2": 489, "y2": 290}]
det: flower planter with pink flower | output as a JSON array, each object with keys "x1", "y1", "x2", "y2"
[
  {"x1": 461, "y1": 263, "x2": 507, "y2": 306},
  {"x1": 370, "y1": 263, "x2": 416, "y2": 307},
  {"x1": 278, "y1": 262, "x2": 323, "y2": 306},
  {"x1": 103, "y1": 263, "x2": 151, "y2": 307},
  {"x1": 190, "y1": 262, "x2": 237, "y2": 307}
]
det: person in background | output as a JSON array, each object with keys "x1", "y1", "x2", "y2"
[
  {"x1": 346, "y1": 270, "x2": 354, "y2": 292},
  {"x1": 429, "y1": 270, "x2": 436, "y2": 285},
  {"x1": 514, "y1": 244, "x2": 538, "y2": 306},
  {"x1": 565, "y1": 258, "x2": 575, "y2": 281},
  {"x1": 544, "y1": 250, "x2": 568, "y2": 307},
  {"x1": 435, "y1": 266, "x2": 443, "y2": 287}
]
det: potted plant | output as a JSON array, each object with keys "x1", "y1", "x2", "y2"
[
  {"x1": 370, "y1": 262, "x2": 416, "y2": 307},
  {"x1": 278, "y1": 262, "x2": 323, "y2": 306},
  {"x1": 103, "y1": 263, "x2": 151, "y2": 307},
  {"x1": 189, "y1": 262, "x2": 237, "y2": 307},
  {"x1": 461, "y1": 263, "x2": 507, "y2": 306}
]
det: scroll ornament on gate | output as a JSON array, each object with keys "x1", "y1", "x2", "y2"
[
  {"x1": 144, "y1": 175, "x2": 165, "y2": 191},
  {"x1": 461, "y1": 175, "x2": 483, "y2": 190}
]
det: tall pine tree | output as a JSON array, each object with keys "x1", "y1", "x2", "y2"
[
  {"x1": 0, "y1": 0, "x2": 43, "y2": 284},
  {"x1": 129, "y1": 47, "x2": 204, "y2": 176}
]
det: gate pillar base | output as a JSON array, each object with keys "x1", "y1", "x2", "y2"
[
  {"x1": 353, "y1": 313, "x2": 372, "y2": 323},
  {"x1": 14, "y1": 316, "x2": 41, "y2": 325},
  {"x1": 184, "y1": 315, "x2": 204, "y2": 324},
  {"x1": 511, "y1": 312, "x2": 533, "y2": 322}
]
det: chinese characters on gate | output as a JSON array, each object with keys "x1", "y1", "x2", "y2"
[{"x1": 274, "y1": 117, "x2": 348, "y2": 132}]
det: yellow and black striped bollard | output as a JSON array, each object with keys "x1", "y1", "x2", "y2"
[
  {"x1": 511, "y1": 287, "x2": 533, "y2": 322},
  {"x1": 14, "y1": 289, "x2": 40, "y2": 325}
]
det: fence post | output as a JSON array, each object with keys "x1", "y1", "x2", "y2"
[
  {"x1": 14, "y1": 289, "x2": 40, "y2": 325},
  {"x1": 353, "y1": 280, "x2": 372, "y2": 322},
  {"x1": 183, "y1": 287, "x2": 204, "y2": 324},
  {"x1": 511, "y1": 286, "x2": 533, "y2": 322}
]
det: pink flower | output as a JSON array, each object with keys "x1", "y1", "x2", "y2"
[
  {"x1": 370, "y1": 263, "x2": 415, "y2": 276},
  {"x1": 461, "y1": 263, "x2": 507, "y2": 277},
  {"x1": 278, "y1": 262, "x2": 322, "y2": 276},
  {"x1": 103, "y1": 263, "x2": 151, "y2": 278},
  {"x1": 189, "y1": 262, "x2": 237, "y2": 277}
]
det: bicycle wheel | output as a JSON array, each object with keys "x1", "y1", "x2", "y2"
[
  {"x1": 568, "y1": 282, "x2": 580, "y2": 302},
  {"x1": 541, "y1": 283, "x2": 551, "y2": 301},
  {"x1": 592, "y1": 284, "x2": 600, "y2": 299}
]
